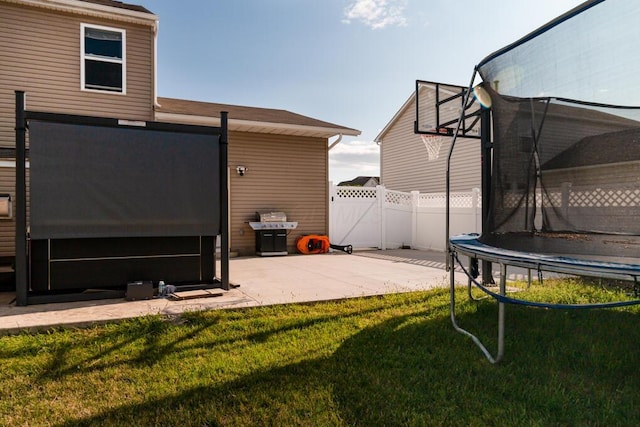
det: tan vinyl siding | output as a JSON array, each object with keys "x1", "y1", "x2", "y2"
[
  {"x1": 228, "y1": 131, "x2": 328, "y2": 256},
  {"x1": 0, "y1": 1, "x2": 155, "y2": 259},
  {"x1": 544, "y1": 162, "x2": 640, "y2": 188},
  {"x1": 0, "y1": 2, "x2": 154, "y2": 150},
  {"x1": 380, "y1": 95, "x2": 481, "y2": 193},
  {"x1": 0, "y1": 167, "x2": 16, "y2": 257},
  {"x1": 0, "y1": 165, "x2": 29, "y2": 258}
]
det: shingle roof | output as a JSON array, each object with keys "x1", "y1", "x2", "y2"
[
  {"x1": 338, "y1": 176, "x2": 379, "y2": 186},
  {"x1": 156, "y1": 97, "x2": 360, "y2": 136},
  {"x1": 80, "y1": 0, "x2": 152, "y2": 14},
  {"x1": 543, "y1": 127, "x2": 640, "y2": 170}
]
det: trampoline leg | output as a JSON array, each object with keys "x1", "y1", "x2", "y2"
[
  {"x1": 449, "y1": 250, "x2": 505, "y2": 364},
  {"x1": 467, "y1": 257, "x2": 489, "y2": 302},
  {"x1": 497, "y1": 264, "x2": 506, "y2": 361}
]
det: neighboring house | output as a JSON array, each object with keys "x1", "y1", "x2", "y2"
[
  {"x1": 0, "y1": 0, "x2": 360, "y2": 263},
  {"x1": 337, "y1": 176, "x2": 379, "y2": 187},
  {"x1": 542, "y1": 127, "x2": 640, "y2": 186},
  {"x1": 374, "y1": 81, "x2": 481, "y2": 193},
  {"x1": 489, "y1": 96, "x2": 640, "y2": 191}
]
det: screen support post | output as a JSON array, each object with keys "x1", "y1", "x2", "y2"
[
  {"x1": 15, "y1": 91, "x2": 28, "y2": 306},
  {"x1": 220, "y1": 111, "x2": 230, "y2": 290}
]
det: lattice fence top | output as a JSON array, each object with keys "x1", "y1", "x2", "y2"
[
  {"x1": 418, "y1": 191, "x2": 480, "y2": 208},
  {"x1": 333, "y1": 185, "x2": 482, "y2": 208},
  {"x1": 504, "y1": 184, "x2": 640, "y2": 208},
  {"x1": 385, "y1": 190, "x2": 412, "y2": 206},
  {"x1": 568, "y1": 186, "x2": 640, "y2": 207},
  {"x1": 335, "y1": 187, "x2": 377, "y2": 199}
]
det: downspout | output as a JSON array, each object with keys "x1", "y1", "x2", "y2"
[
  {"x1": 153, "y1": 20, "x2": 161, "y2": 109},
  {"x1": 328, "y1": 133, "x2": 343, "y2": 150},
  {"x1": 327, "y1": 133, "x2": 343, "y2": 242}
]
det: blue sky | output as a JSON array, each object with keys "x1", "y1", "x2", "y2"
[{"x1": 137, "y1": 0, "x2": 584, "y2": 183}]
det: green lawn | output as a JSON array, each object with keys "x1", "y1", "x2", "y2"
[{"x1": 1, "y1": 280, "x2": 639, "y2": 426}]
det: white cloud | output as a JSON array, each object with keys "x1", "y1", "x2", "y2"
[
  {"x1": 329, "y1": 139, "x2": 380, "y2": 183},
  {"x1": 342, "y1": 0, "x2": 408, "y2": 30}
]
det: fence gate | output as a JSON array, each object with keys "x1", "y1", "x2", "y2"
[{"x1": 329, "y1": 185, "x2": 382, "y2": 249}]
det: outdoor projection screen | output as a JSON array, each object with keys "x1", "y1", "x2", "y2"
[{"x1": 29, "y1": 121, "x2": 220, "y2": 239}]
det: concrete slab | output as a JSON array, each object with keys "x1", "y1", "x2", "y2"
[{"x1": 0, "y1": 248, "x2": 542, "y2": 334}]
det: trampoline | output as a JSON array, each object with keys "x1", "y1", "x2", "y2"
[{"x1": 437, "y1": 0, "x2": 640, "y2": 362}]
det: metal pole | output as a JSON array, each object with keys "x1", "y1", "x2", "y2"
[
  {"x1": 480, "y1": 103, "x2": 494, "y2": 284},
  {"x1": 446, "y1": 68, "x2": 477, "y2": 270},
  {"x1": 220, "y1": 111, "x2": 230, "y2": 290},
  {"x1": 15, "y1": 91, "x2": 28, "y2": 306},
  {"x1": 497, "y1": 264, "x2": 506, "y2": 361}
]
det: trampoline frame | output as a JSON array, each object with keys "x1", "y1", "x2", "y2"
[
  {"x1": 449, "y1": 234, "x2": 640, "y2": 363},
  {"x1": 441, "y1": 66, "x2": 640, "y2": 363}
]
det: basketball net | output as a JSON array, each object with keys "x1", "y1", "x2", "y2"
[{"x1": 420, "y1": 134, "x2": 447, "y2": 161}]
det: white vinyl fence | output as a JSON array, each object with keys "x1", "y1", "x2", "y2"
[{"x1": 329, "y1": 184, "x2": 481, "y2": 252}]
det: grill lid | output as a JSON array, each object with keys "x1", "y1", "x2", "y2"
[{"x1": 257, "y1": 210, "x2": 287, "y2": 222}]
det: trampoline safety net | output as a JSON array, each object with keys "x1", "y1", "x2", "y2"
[{"x1": 476, "y1": 0, "x2": 640, "y2": 257}]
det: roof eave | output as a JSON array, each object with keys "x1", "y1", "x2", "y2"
[
  {"x1": 155, "y1": 111, "x2": 361, "y2": 138},
  {"x1": 6, "y1": 0, "x2": 158, "y2": 26}
]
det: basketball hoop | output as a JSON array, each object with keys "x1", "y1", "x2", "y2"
[{"x1": 420, "y1": 134, "x2": 447, "y2": 161}]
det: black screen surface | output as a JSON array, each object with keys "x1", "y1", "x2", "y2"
[{"x1": 29, "y1": 121, "x2": 220, "y2": 239}]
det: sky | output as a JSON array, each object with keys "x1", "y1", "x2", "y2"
[{"x1": 136, "y1": 0, "x2": 585, "y2": 184}]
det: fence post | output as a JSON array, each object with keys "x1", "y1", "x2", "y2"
[
  {"x1": 561, "y1": 182, "x2": 571, "y2": 220},
  {"x1": 377, "y1": 185, "x2": 386, "y2": 250},
  {"x1": 472, "y1": 188, "x2": 481, "y2": 233},
  {"x1": 411, "y1": 191, "x2": 420, "y2": 249},
  {"x1": 328, "y1": 181, "x2": 335, "y2": 241}
]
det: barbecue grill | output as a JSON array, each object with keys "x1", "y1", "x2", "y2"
[{"x1": 249, "y1": 210, "x2": 298, "y2": 256}]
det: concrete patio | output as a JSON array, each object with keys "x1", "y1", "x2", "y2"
[{"x1": 0, "y1": 249, "x2": 534, "y2": 334}]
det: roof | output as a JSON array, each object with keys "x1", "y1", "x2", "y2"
[
  {"x1": 155, "y1": 97, "x2": 361, "y2": 139},
  {"x1": 338, "y1": 176, "x2": 379, "y2": 187},
  {"x1": 79, "y1": 0, "x2": 151, "y2": 14},
  {"x1": 5, "y1": 0, "x2": 157, "y2": 25},
  {"x1": 543, "y1": 127, "x2": 640, "y2": 170}
]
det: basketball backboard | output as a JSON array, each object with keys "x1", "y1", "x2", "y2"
[{"x1": 414, "y1": 80, "x2": 482, "y2": 138}]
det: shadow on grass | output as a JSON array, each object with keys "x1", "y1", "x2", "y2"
[
  {"x1": 5, "y1": 295, "x2": 430, "y2": 384},
  {"x1": 55, "y1": 297, "x2": 640, "y2": 426},
  {"x1": 331, "y1": 304, "x2": 640, "y2": 425}
]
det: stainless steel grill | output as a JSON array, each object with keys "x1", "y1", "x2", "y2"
[
  {"x1": 249, "y1": 210, "x2": 298, "y2": 256},
  {"x1": 249, "y1": 211, "x2": 298, "y2": 231}
]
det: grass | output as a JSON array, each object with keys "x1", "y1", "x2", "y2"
[{"x1": 1, "y1": 279, "x2": 639, "y2": 426}]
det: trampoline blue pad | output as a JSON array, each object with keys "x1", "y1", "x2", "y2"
[{"x1": 450, "y1": 234, "x2": 640, "y2": 280}]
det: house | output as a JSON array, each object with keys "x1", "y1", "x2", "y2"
[
  {"x1": 154, "y1": 98, "x2": 359, "y2": 255},
  {"x1": 0, "y1": 0, "x2": 360, "y2": 268},
  {"x1": 337, "y1": 176, "x2": 379, "y2": 187},
  {"x1": 374, "y1": 81, "x2": 481, "y2": 193}
]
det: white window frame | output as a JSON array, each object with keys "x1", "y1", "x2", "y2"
[{"x1": 80, "y1": 23, "x2": 127, "y2": 94}]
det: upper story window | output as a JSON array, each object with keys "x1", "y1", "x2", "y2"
[{"x1": 81, "y1": 24, "x2": 126, "y2": 94}]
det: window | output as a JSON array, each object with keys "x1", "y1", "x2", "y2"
[{"x1": 81, "y1": 24, "x2": 126, "y2": 93}]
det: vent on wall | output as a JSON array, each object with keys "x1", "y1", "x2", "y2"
[{"x1": 0, "y1": 194, "x2": 11, "y2": 219}]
